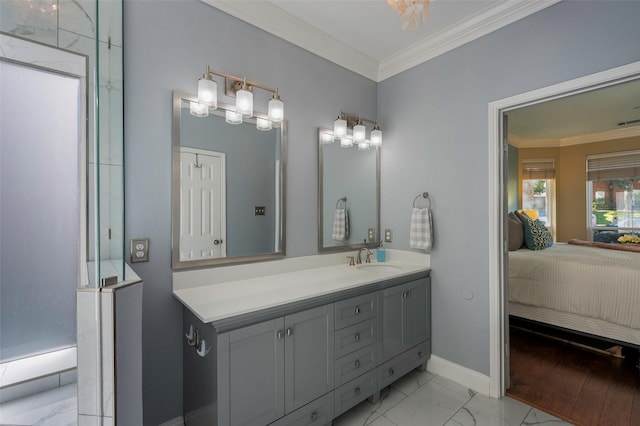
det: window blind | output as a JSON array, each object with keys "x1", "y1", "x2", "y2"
[
  {"x1": 587, "y1": 150, "x2": 640, "y2": 181},
  {"x1": 522, "y1": 159, "x2": 555, "y2": 179}
]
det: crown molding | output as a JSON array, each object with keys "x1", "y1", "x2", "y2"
[
  {"x1": 509, "y1": 126, "x2": 640, "y2": 149},
  {"x1": 202, "y1": 0, "x2": 560, "y2": 83},
  {"x1": 202, "y1": 0, "x2": 379, "y2": 81},
  {"x1": 377, "y1": 0, "x2": 561, "y2": 81}
]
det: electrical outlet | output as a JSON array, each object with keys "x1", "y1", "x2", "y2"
[
  {"x1": 368, "y1": 228, "x2": 375, "y2": 241},
  {"x1": 384, "y1": 229, "x2": 393, "y2": 243},
  {"x1": 254, "y1": 206, "x2": 266, "y2": 216},
  {"x1": 130, "y1": 238, "x2": 149, "y2": 263}
]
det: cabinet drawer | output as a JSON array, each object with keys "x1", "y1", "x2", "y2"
[
  {"x1": 334, "y1": 370, "x2": 377, "y2": 417},
  {"x1": 378, "y1": 340, "x2": 430, "y2": 390},
  {"x1": 269, "y1": 392, "x2": 334, "y2": 426},
  {"x1": 334, "y1": 318, "x2": 377, "y2": 359},
  {"x1": 334, "y1": 344, "x2": 377, "y2": 387},
  {"x1": 334, "y1": 293, "x2": 377, "y2": 330}
]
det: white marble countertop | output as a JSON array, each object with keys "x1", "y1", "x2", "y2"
[{"x1": 173, "y1": 249, "x2": 430, "y2": 324}]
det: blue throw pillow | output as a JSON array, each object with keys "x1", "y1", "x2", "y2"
[{"x1": 522, "y1": 216, "x2": 553, "y2": 250}]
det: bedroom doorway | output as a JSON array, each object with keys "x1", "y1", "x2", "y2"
[{"x1": 487, "y1": 60, "x2": 640, "y2": 400}]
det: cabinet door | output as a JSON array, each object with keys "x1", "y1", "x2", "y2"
[
  {"x1": 380, "y1": 285, "x2": 405, "y2": 363},
  {"x1": 284, "y1": 304, "x2": 334, "y2": 413},
  {"x1": 403, "y1": 279, "x2": 430, "y2": 349},
  {"x1": 218, "y1": 318, "x2": 285, "y2": 426},
  {"x1": 380, "y1": 278, "x2": 430, "y2": 363}
]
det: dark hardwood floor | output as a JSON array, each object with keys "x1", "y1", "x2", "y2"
[{"x1": 507, "y1": 325, "x2": 640, "y2": 426}]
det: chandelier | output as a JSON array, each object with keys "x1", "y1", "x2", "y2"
[{"x1": 387, "y1": 0, "x2": 430, "y2": 30}]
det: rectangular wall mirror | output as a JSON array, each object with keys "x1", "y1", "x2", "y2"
[
  {"x1": 318, "y1": 128, "x2": 380, "y2": 252},
  {"x1": 172, "y1": 91, "x2": 286, "y2": 268}
]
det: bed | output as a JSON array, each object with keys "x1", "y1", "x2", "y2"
[{"x1": 508, "y1": 242, "x2": 640, "y2": 348}]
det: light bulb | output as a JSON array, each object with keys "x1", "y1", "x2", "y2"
[
  {"x1": 353, "y1": 121, "x2": 366, "y2": 142},
  {"x1": 197, "y1": 76, "x2": 217, "y2": 109},
  {"x1": 340, "y1": 137, "x2": 353, "y2": 148},
  {"x1": 370, "y1": 125, "x2": 382, "y2": 146},
  {"x1": 268, "y1": 92, "x2": 284, "y2": 123},
  {"x1": 236, "y1": 83, "x2": 253, "y2": 117},
  {"x1": 358, "y1": 140, "x2": 370, "y2": 150},
  {"x1": 334, "y1": 115, "x2": 347, "y2": 137}
]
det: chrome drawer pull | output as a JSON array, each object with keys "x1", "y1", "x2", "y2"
[
  {"x1": 355, "y1": 306, "x2": 361, "y2": 315},
  {"x1": 354, "y1": 333, "x2": 360, "y2": 342},
  {"x1": 418, "y1": 350, "x2": 425, "y2": 357},
  {"x1": 277, "y1": 330, "x2": 285, "y2": 339},
  {"x1": 354, "y1": 359, "x2": 361, "y2": 369},
  {"x1": 402, "y1": 291, "x2": 408, "y2": 299},
  {"x1": 354, "y1": 387, "x2": 361, "y2": 396},
  {"x1": 388, "y1": 368, "x2": 394, "y2": 376},
  {"x1": 310, "y1": 411, "x2": 319, "y2": 422},
  {"x1": 286, "y1": 327, "x2": 293, "y2": 337}
]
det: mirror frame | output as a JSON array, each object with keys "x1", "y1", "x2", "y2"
[
  {"x1": 171, "y1": 90, "x2": 287, "y2": 269},
  {"x1": 317, "y1": 128, "x2": 380, "y2": 253}
]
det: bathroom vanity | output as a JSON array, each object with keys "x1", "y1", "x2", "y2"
[{"x1": 174, "y1": 251, "x2": 431, "y2": 425}]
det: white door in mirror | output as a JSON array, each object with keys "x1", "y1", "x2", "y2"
[{"x1": 179, "y1": 148, "x2": 226, "y2": 261}]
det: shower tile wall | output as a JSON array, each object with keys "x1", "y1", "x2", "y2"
[{"x1": 0, "y1": 0, "x2": 124, "y2": 277}]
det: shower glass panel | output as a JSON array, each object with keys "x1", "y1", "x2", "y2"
[{"x1": 0, "y1": 62, "x2": 81, "y2": 362}]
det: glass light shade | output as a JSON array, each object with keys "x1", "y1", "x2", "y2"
[
  {"x1": 340, "y1": 137, "x2": 353, "y2": 148},
  {"x1": 353, "y1": 123, "x2": 366, "y2": 142},
  {"x1": 236, "y1": 88, "x2": 253, "y2": 117},
  {"x1": 189, "y1": 101, "x2": 209, "y2": 117},
  {"x1": 225, "y1": 110, "x2": 243, "y2": 125},
  {"x1": 256, "y1": 117, "x2": 272, "y2": 131},
  {"x1": 334, "y1": 118, "x2": 347, "y2": 137},
  {"x1": 268, "y1": 97, "x2": 284, "y2": 123},
  {"x1": 197, "y1": 77, "x2": 217, "y2": 109},
  {"x1": 370, "y1": 128, "x2": 382, "y2": 146},
  {"x1": 358, "y1": 140, "x2": 370, "y2": 150}
]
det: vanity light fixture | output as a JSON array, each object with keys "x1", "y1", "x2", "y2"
[
  {"x1": 196, "y1": 66, "x2": 283, "y2": 127},
  {"x1": 333, "y1": 112, "x2": 383, "y2": 148}
]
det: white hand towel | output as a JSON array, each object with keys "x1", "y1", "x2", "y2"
[
  {"x1": 410, "y1": 207, "x2": 433, "y2": 251},
  {"x1": 332, "y1": 208, "x2": 350, "y2": 241}
]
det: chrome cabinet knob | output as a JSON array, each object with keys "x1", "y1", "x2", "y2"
[
  {"x1": 214, "y1": 239, "x2": 223, "y2": 245},
  {"x1": 355, "y1": 306, "x2": 361, "y2": 314},
  {"x1": 310, "y1": 411, "x2": 319, "y2": 422},
  {"x1": 354, "y1": 333, "x2": 360, "y2": 342},
  {"x1": 389, "y1": 368, "x2": 394, "y2": 376},
  {"x1": 354, "y1": 359, "x2": 361, "y2": 369},
  {"x1": 354, "y1": 387, "x2": 361, "y2": 396}
]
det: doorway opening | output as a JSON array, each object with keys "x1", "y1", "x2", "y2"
[{"x1": 488, "y1": 60, "x2": 640, "y2": 398}]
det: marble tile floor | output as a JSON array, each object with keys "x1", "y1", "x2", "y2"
[{"x1": 0, "y1": 371, "x2": 571, "y2": 426}]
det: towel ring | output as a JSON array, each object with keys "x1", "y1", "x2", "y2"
[
  {"x1": 413, "y1": 192, "x2": 431, "y2": 208},
  {"x1": 336, "y1": 197, "x2": 347, "y2": 209}
]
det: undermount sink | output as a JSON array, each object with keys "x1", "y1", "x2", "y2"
[{"x1": 356, "y1": 263, "x2": 401, "y2": 272}]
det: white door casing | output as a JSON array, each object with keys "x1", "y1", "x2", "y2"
[{"x1": 180, "y1": 148, "x2": 226, "y2": 261}]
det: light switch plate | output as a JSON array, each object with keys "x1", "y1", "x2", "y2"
[
  {"x1": 384, "y1": 229, "x2": 393, "y2": 243},
  {"x1": 130, "y1": 238, "x2": 149, "y2": 263}
]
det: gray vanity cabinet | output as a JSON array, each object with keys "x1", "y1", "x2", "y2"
[
  {"x1": 380, "y1": 278, "x2": 430, "y2": 363},
  {"x1": 217, "y1": 304, "x2": 334, "y2": 426}
]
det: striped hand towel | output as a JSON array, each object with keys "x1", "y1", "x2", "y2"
[
  {"x1": 332, "y1": 208, "x2": 350, "y2": 241},
  {"x1": 410, "y1": 207, "x2": 433, "y2": 251}
]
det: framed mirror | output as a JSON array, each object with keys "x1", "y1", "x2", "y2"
[
  {"x1": 318, "y1": 128, "x2": 380, "y2": 252},
  {"x1": 172, "y1": 91, "x2": 286, "y2": 269}
]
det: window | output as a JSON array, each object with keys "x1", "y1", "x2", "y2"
[
  {"x1": 521, "y1": 159, "x2": 555, "y2": 236},
  {"x1": 587, "y1": 150, "x2": 640, "y2": 242}
]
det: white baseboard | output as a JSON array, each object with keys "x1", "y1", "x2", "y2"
[
  {"x1": 157, "y1": 416, "x2": 184, "y2": 426},
  {"x1": 426, "y1": 355, "x2": 491, "y2": 396}
]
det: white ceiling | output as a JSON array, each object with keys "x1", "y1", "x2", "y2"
[
  {"x1": 203, "y1": 0, "x2": 560, "y2": 81},
  {"x1": 204, "y1": 0, "x2": 640, "y2": 143}
]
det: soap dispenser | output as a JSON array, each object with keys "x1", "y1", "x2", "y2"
[{"x1": 376, "y1": 241, "x2": 386, "y2": 262}]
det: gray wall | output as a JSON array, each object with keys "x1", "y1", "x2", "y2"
[
  {"x1": 123, "y1": 1, "x2": 376, "y2": 424},
  {"x1": 378, "y1": 0, "x2": 640, "y2": 375}
]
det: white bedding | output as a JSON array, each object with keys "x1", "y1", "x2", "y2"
[{"x1": 508, "y1": 243, "x2": 640, "y2": 330}]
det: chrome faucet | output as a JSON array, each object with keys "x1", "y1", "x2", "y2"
[{"x1": 356, "y1": 247, "x2": 372, "y2": 264}]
